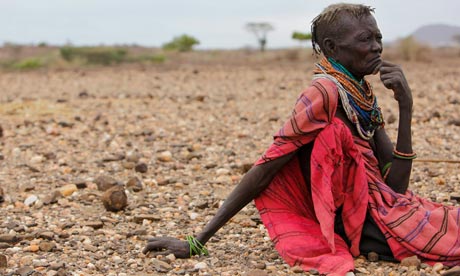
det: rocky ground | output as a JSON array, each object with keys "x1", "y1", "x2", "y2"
[{"x1": 1, "y1": 55, "x2": 460, "y2": 276}]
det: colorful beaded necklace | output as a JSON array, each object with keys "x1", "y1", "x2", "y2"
[{"x1": 313, "y1": 57, "x2": 384, "y2": 140}]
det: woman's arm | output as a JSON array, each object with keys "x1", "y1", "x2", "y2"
[
  {"x1": 373, "y1": 60, "x2": 414, "y2": 194},
  {"x1": 143, "y1": 151, "x2": 296, "y2": 257}
]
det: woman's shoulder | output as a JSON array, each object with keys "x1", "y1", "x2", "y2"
[
  {"x1": 298, "y1": 77, "x2": 339, "y2": 109},
  {"x1": 310, "y1": 77, "x2": 338, "y2": 97}
]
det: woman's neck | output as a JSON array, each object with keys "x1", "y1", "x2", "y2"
[{"x1": 327, "y1": 57, "x2": 363, "y2": 84}]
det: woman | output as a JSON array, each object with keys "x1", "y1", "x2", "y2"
[{"x1": 143, "y1": 4, "x2": 460, "y2": 275}]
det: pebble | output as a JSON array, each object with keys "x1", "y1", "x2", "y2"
[
  {"x1": 23, "y1": 244, "x2": 40, "y2": 252},
  {"x1": 84, "y1": 221, "x2": 104, "y2": 230},
  {"x1": 122, "y1": 161, "x2": 136, "y2": 169},
  {"x1": 39, "y1": 241, "x2": 56, "y2": 252},
  {"x1": 194, "y1": 262, "x2": 208, "y2": 270},
  {"x1": 126, "y1": 151, "x2": 141, "y2": 163},
  {"x1": 38, "y1": 231, "x2": 55, "y2": 240},
  {"x1": 59, "y1": 184, "x2": 78, "y2": 197},
  {"x1": 0, "y1": 254, "x2": 7, "y2": 268},
  {"x1": 368, "y1": 251, "x2": 379, "y2": 262},
  {"x1": 42, "y1": 191, "x2": 62, "y2": 205},
  {"x1": 101, "y1": 185, "x2": 128, "y2": 212},
  {"x1": 432, "y1": 262, "x2": 444, "y2": 273},
  {"x1": 24, "y1": 195, "x2": 38, "y2": 206},
  {"x1": 291, "y1": 265, "x2": 304, "y2": 273},
  {"x1": 158, "y1": 151, "x2": 173, "y2": 162},
  {"x1": 126, "y1": 177, "x2": 143, "y2": 192},
  {"x1": 401, "y1": 256, "x2": 421, "y2": 269},
  {"x1": 243, "y1": 269, "x2": 268, "y2": 276},
  {"x1": 16, "y1": 266, "x2": 34, "y2": 276},
  {"x1": 95, "y1": 175, "x2": 119, "y2": 191},
  {"x1": 0, "y1": 234, "x2": 19, "y2": 243},
  {"x1": 134, "y1": 162, "x2": 148, "y2": 173},
  {"x1": 150, "y1": 259, "x2": 172, "y2": 272}
]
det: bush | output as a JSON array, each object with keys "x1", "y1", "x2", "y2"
[
  {"x1": 60, "y1": 46, "x2": 127, "y2": 65},
  {"x1": 162, "y1": 35, "x2": 199, "y2": 52},
  {"x1": 396, "y1": 36, "x2": 431, "y2": 62},
  {"x1": 12, "y1": 58, "x2": 43, "y2": 70}
]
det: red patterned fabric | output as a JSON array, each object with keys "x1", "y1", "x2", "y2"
[{"x1": 254, "y1": 77, "x2": 460, "y2": 275}]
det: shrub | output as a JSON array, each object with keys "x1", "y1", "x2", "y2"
[
  {"x1": 12, "y1": 58, "x2": 43, "y2": 70},
  {"x1": 162, "y1": 35, "x2": 200, "y2": 52},
  {"x1": 396, "y1": 36, "x2": 431, "y2": 62},
  {"x1": 60, "y1": 46, "x2": 127, "y2": 65}
]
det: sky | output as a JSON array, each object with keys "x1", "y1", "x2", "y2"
[{"x1": 1, "y1": 0, "x2": 459, "y2": 49}]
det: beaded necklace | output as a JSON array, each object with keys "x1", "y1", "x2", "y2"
[{"x1": 313, "y1": 57, "x2": 384, "y2": 140}]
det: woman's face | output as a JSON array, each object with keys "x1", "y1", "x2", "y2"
[{"x1": 330, "y1": 14, "x2": 383, "y2": 79}]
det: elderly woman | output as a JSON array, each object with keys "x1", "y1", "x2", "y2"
[{"x1": 144, "y1": 3, "x2": 460, "y2": 275}]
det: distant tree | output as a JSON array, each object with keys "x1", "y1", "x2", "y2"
[
  {"x1": 292, "y1": 31, "x2": 312, "y2": 46},
  {"x1": 245, "y1": 22, "x2": 274, "y2": 52},
  {"x1": 162, "y1": 34, "x2": 200, "y2": 52}
]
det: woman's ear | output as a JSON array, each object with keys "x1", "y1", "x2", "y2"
[{"x1": 322, "y1": 38, "x2": 336, "y2": 57}]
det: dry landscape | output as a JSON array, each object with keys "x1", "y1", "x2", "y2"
[{"x1": 1, "y1": 48, "x2": 460, "y2": 276}]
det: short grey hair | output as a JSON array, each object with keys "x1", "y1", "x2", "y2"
[{"x1": 311, "y1": 3, "x2": 375, "y2": 55}]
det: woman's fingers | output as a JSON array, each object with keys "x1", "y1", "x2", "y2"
[{"x1": 143, "y1": 239, "x2": 170, "y2": 254}]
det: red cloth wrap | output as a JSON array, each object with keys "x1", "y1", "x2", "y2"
[{"x1": 254, "y1": 77, "x2": 460, "y2": 275}]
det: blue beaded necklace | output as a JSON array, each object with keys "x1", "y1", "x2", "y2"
[{"x1": 326, "y1": 58, "x2": 384, "y2": 134}]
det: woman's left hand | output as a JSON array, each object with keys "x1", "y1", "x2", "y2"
[{"x1": 379, "y1": 60, "x2": 413, "y2": 110}]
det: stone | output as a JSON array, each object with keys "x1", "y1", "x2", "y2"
[
  {"x1": 16, "y1": 266, "x2": 34, "y2": 276},
  {"x1": 150, "y1": 259, "x2": 171, "y2": 272},
  {"x1": 194, "y1": 262, "x2": 207, "y2": 270},
  {"x1": 84, "y1": 221, "x2": 104, "y2": 230},
  {"x1": 0, "y1": 254, "x2": 7, "y2": 268},
  {"x1": 95, "y1": 175, "x2": 119, "y2": 192},
  {"x1": 291, "y1": 265, "x2": 304, "y2": 273},
  {"x1": 243, "y1": 270, "x2": 268, "y2": 276},
  {"x1": 125, "y1": 151, "x2": 141, "y2": 163},
  {"x1": 101, "y1": 185, "x2": 128, "y2": 212},
  {"x1": 0, "y1": 242, "x2": 11, "y2": 249},
  {"x1": 23, "y1": 244, "x2": 40, "y2": 252},
  {"x1": 158, "y1": 151, "x2": 173, "y2": 162},
  {"x1": 133, "y1": 215, "x2": 161, "y2": 223},
  {"x1": 39, "y1": 241, "x2": 56, "y2": 252},
  {"x1": 122, "y1": 161, "x2": 136, "y2": 169},
  {"x1": 401, "y1": 256, "x2": 421, "y2": 269},
  {"x1": 24, "y1": 195, "x2": 38, "y2": 206},
  {"x1": 134, "y1": 162, "x2": 148, "y2": 173},
  {"x1": 38, "y1": 231, "x2": 54, "y2": 240},
  {"x1": 0, "y1": 186, "x2": 4, "y2": 203},
  {"x1": 0, "y1": 234, "x2": 19, "y2": 243},
  {"x1": 367, "y1": 251, "x2": 379, "y2": 262},
  {"x1": 42, "y1": 190, "x2": 61, "y2": 205},
  {"x1": 432, "y1": 262, "x2": 444, "y2": 273},
  {"x1": 442, "y1": 266, "x2": 460, "y2": 276},
  {"x1": 59, "y1": 184, "x2": 78, "y2": 197},
  {"x1": 126, "y1": 177, "x2": 143, "y2": 192}
]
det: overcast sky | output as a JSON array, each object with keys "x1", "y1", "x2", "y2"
[{"x1": 1, "y1": 0, "x2": 459, "y2": 49}]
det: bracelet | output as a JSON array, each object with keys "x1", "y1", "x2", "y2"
[
  {"x1": 381, "y1": 162, "x2": 392, "y2": 178},
  {"x1": 186, "y1": 235, "x2": 209, "y2": 257},
  {"x1": 383, "y1": 166, "x2": 391, "y2": 181},
  {"x1": 392, "y1": 149, "x2": 417, "y2": 160}
]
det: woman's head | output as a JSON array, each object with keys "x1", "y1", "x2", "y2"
[{"x1": 312, "y1": 3, "x2": 383, "y2": 79}]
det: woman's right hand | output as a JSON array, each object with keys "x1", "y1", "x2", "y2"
[{"x1": 142, "y1": 236, "x2": 190, "y2": 258}]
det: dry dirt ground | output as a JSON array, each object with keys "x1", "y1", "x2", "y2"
[{"x1": 1, "y1": 55, "x2": 460, "y2": 276}]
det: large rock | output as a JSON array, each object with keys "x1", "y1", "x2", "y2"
[{"x1": 101, "y1": 185, "x2": 128, "y2": 212}]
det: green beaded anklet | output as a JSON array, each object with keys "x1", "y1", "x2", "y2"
[{"x1": 186, "y1": 236, "x2": 209, "y2": 257}]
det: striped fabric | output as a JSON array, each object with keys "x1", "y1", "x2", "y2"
[{"x1": 254, "y1": 77, "x2": 460, "y2": 275}]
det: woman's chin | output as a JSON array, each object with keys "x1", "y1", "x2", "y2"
[{"x1": 370, "y1": 60, "x2": 383, "y2": 75}]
